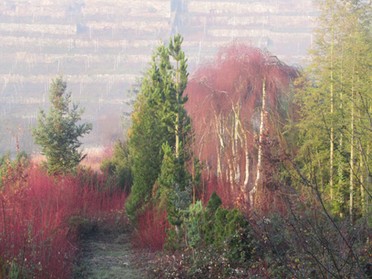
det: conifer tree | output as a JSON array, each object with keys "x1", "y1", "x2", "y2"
[
  {"x1": 126, "y1": 35, "x2": 192, "y2": 222},
  {"x1": 297, "y1": 0, "x2": 371, "y2": 221},
  {"x1": 33, "y1": 77, "x2": 92, "y2": 175}
]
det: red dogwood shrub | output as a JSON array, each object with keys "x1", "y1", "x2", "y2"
[
  {"x1": 132, "y1": 205, "x2": 169, "y2": 251},
  {"x1": 0, "y1": 165, "x2": 126, "y2": 278}
]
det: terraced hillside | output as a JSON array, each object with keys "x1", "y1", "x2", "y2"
[
  {"x1": 0, "y1": 0, "x2": 317, "y2": 154},
  {"x1": 178, "y1": 0, "x2": 316, "y2": 64}
]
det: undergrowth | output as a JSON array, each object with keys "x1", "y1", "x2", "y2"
[
  {"x1": 147, "y1": 187, "x2": 371, "y2": 278},
  {"x1": 0, "y1": 159, "x2": 126, "y2": 279}
]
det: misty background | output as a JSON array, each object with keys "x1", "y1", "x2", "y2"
[{"x1": 0, "y1": 0, "x2": 317, "y2": 155}]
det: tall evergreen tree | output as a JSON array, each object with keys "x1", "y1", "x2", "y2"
[
  {"x1": 297, "y1": 0, "x2": 371, "y2": 221},
  {"x1": 33, "y1": 77, "x2": 92, "y2": 175},
  {"x1": 126, "y1": 35, "x2": 192, "y2": 222}
]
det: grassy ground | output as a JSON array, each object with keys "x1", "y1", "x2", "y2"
[{"x1": 73, "y1": 225, "x2": 151, "y2": 279}]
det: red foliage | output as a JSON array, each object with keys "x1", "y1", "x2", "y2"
[
  {"x1": 132, "y1": 205, "x2": 169, "y2": 251},
  {"x1": 0, "y1": 165, "x2": 126, "y2": 279},
  {"x1": 185, "y1": 43, "x2": 298, "y2": 210}
]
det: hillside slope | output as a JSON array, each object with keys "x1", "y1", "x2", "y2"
[{"x1": 0, "y1": 0, "x2": 317, "y2": 154}]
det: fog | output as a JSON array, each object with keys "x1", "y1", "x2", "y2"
[{"x1": 0, "y1": 0, "x2": 317, "y2": 155}]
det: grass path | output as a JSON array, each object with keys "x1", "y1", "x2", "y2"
[{"x1": 73, "y1": 226, "x2": 151, "y2": 279}]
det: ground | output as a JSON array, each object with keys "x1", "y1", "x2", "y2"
[{"x1": 73, "y1": 224, "x2": 154, "y2": 279}]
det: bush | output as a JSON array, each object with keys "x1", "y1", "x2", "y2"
[
  {"x1": 100, "y1": 141, "x2": 132, "y2": 193},
  {"x1": 163, "y1": 193, "x2": 256, "y2": 277},
  {"x1": 223, "y1": 209, "x2": 254, "y2": 264},
  {"x1": 0, "y1": 152, "x2": 29, "y2": 189},
  {"x1": 185, "y1": 201, "x2": 204, "y2": 248},
  {"x1": 0, "y1": 165, "x2": 126, "y2": 278},
  {"x1": 132, "y1": 205, "x2": 169, "y2": 251},
  {"x1": 250, "y1": 191, "x2": 371, "y2": 278}
]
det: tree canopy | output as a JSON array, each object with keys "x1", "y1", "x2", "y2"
[
  {"x1": 296, "y1": 0, "x2": 372, "y2": 221},
  {"x1": 33, "y1": 77, "x2": 92, "y2": 175},
  {"x1": 125, "y1": 35, "x2": 192, "y2": 222}
]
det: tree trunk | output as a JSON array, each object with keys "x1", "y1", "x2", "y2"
[
  {"x1": 330, "y1": 23, "x2": 335, "y2": 199},
  {"x1": 349, "y1": 68, "x2": 355, "y2": 224},
  {"x1": 359, "y1": 147, "x2": 365, "y2": 216},
  {"x1": 243, "y1": 133, "x2": 250, "y2": 202},
  {"x1": 215, "y1": 114, "x2": 224, "y2": 178},
  {"x1": 251, "y1": 78, "x2": 266, "y2": 207},
  {"x1": 175, "y1": 60, "x2": 180, "y2": 159}
]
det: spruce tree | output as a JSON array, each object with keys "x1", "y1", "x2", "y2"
[
  {"x1": 33, "y1": 77, "x2": 92, "y2": 175},
  {"x1": 126, "y1": 35, "x2": 192, "y2": 222}
]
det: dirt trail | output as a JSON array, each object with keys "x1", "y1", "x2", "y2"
[{"x1": 73, "y1": 227, "x2": 151, "y2": 279}]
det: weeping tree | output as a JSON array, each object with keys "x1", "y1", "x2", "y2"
[
  {"x1": 185, "y1": 44, "x2": 298, "y2": 209},
  {"x1": 33, "y1": 77, "x2": 92, "y2": 175}
]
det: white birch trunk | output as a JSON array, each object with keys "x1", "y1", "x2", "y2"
[
  {"x1": 214, "y1": 113, "x2": 224, "y2": 178},
  {"x1": 243, "y1": 134, "x2": 250, "y2": 202},
  {"x1": 250, "y1": 78, "x2": 266, "y2": 207}
]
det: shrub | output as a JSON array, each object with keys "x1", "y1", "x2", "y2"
[
  {"x1": 0, "y1": 152, "x2": 29, "y2": 189},
  {"x1": 250, "y1": 190, "x2": 370, "y2": 278},
  {"x1": 100, "y1": 141, "x2": 132, "y2": 193},
  {"x1": 185, "y1": 201, "x2": 204, "y2": 248},
  {"x1": 223, "y1": 209, "x2": 254, "y2": 264},
  {"x1": 132, "y1": 205, "x2": 169, "y2": 251},
  {"x1": 173, "y1": 193, "x2": 256, "y2": 276},
  {"x1": 206, "y1": 191, "x2": 222, "y2": 213},
  {"x1": 0, "y1": 165, "x2": 126, "y2": 278}
]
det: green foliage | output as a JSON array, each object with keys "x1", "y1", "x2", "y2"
[
  {"x1": 205, "y1": 206, "x2": 254, "y2": 264},
  {"x1": 295, "y1": 0, "x2": 372, "y2": 221},
  {"x1": 32, "y1": 77, "x2": 92, "y2": 175},
  {"x1": 8, "y1": 260, "x2": 21, "y2": 279},
  {"x1": 157, "y1": 143, "x2": 177, "y2": 194},
  {"x1": 204, "y1": 193, "x2": 223, "y2": 245},
  {"x1": 164, "y1": 226, "x2": 183, "y2": 251},
  {"x1": 100, "y1": 140, "x2": 132, "y2": 192},
  {"x1": 169, "y1": 194, "x2": 255, "y2": 268},
  {"x1": 157, "y1": 143, "x2": 192, "y2": 226},
  {"x1": 126, "y1": 35, "x2": 193, "y2": 222},
  {"x1": 206, "y1": 192, "x2": 222, "y2": 213},
  {"x1": 212, "y1": 207, "x2": 228, "y2": 248},
  {"x1": 224, "y1": 209, "x2": 255, "y2": 263},
  {"x1": 0, "y1": 152, "x2": 29, "y2": 189},
  {"x1": 0, "y1": 258, "x2": 26, "y2": 279},
  {"x1": 185, "y1": 201, "x2": 204, "y2": 248}
]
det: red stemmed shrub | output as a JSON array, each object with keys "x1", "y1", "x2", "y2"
[
  {"x1": 132, "y1": 205, "x2": 169, "y2": 251},
  {"x1": 0, "y1": 165, "x2": 126, "y2": 279}
]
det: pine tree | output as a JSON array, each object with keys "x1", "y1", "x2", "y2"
[
  {"x1": 33, "y1": 77, "x2": 92, "y2": 175},
  {"x1": 125, "y1": 63, "x2": 167, "y2": 220},
  {"x1": 125, "y1": 35, "x2": 192, "y2": 222}
]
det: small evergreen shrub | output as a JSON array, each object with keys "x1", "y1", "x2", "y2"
[
  {"x1": 169, "y1": 192, "x2": 257, "y2": 276},
  {"x1": 100, "y1": 141, "x2": 132, "y2": 193},
  {"x1": 223, "y1": 209, "x2": 254, "y2": 264},
  {"x1": 185, "y1": 201, "x2": 204, "y2": 248}
]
